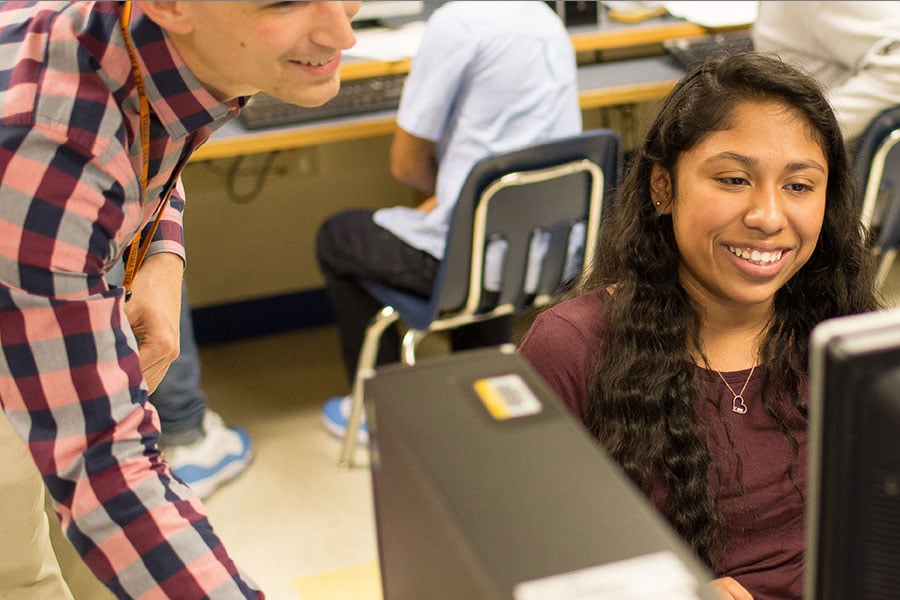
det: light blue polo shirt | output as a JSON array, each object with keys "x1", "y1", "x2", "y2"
[{"x1": 373, "y1": 1, "x2": 582, "y2": 260}]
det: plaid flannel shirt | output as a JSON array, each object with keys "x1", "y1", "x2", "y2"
[{"x1": 0, "y1": 2, "x2": 261, "y2": 597}]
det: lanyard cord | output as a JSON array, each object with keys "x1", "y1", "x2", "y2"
[{"x1": 119, "y1": 1, "x2": 176, "y2": 300}]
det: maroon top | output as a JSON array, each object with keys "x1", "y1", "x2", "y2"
[{"x1": 518, "y1": 288, "x2": 807, "y2": 600}]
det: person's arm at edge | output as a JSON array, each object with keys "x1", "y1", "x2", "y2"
[
  {"x1": 390, "y1": 126, "x2": 438, "y2": 198},
  {"x1": 808, "y1": 3, "x2": 900, "y2": 141}
]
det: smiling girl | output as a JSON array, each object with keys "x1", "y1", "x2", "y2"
[{"x1": 518, "y1": 52, "x2": 881, "y2": 600}]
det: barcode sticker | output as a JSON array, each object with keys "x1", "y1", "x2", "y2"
[{"x1": 473, "y1": 374, "x2": 542, "y2": 420}]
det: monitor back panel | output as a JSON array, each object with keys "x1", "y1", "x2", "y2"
[
  {"x1": 808, "y1": 309, "x2": 900, "y2": 599},
  {"x1": 366, "y1": 346, "x2": 718, "y2": 600}
]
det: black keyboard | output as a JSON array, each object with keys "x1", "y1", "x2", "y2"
[
  {"x1": 664, "y1": 30, "x2": 755, "y2": 71},
  {"x1": 238, "y1": 73, "x2": 407, "y2": 130}
]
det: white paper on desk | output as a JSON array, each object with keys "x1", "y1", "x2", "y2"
[
  {"x1": 345, "y1": 21, "x2": 427, "y2": 61},
  {"x1": 513, "y1": 550, "x2": 702, "y2": 600},
  {"x1": 663, "y1": 1, "x2": 758, "y2": 28}
]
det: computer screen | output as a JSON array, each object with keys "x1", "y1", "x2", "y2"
[{"x1": 807, "y1": 307, "x2": 900, "y2": 600}]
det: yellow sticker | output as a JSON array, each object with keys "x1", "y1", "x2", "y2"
[{"x1": 474, "y1": 374, "x2": 542, "y2": 420}]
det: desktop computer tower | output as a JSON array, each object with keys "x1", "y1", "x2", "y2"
[{"x1": 366, "y1": 345, "x2": 718, "y2": 599}]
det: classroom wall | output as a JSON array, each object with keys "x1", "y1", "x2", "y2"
[{"x1": 181, "y1": 134, "x2": 422, "y2": 308}]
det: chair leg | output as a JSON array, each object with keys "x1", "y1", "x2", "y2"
[
  {"x1": 875, "y1": 249, "x2": 898, "y2": 292},
  {"x1": 400, "y1": 329, "x2": 428, "y2": 366},
  {"x1": 339, "y1": 306, "x2": 400, "y2": 470}
]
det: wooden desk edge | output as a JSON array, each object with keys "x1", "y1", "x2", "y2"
[
  {"x1": 191, "y1": 116, "x2": 398, "y2": 162},
  {"x1": 570, "y1": 21, "x2": 706, "y2": 53},
  {"x1": 341, "y1": 58, "x2": 411, "y2": 81},
  {"x1": 578, "y1": 81, "x2": 677, "y2": 110}
]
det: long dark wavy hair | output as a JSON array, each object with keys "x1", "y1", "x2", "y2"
[{"x1": 580, "y1": 53, "x2": 881, "y2": 567}]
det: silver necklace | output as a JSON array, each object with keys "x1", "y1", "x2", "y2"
[{"x1": 714, "y1": 365, "x2": 755, "y2": 415}]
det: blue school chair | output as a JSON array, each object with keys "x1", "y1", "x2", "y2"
[
  {"x1": 853, "y1": 105, "x2": 900, "y2": 290},
  {"x1": 339, "y1": 128, "x2": 623, "y2": 468}
]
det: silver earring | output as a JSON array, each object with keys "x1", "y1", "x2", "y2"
[{"x1": 655, "y1": 201, "x2": 661, "y2": 206}]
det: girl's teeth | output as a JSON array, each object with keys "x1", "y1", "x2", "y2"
[{"x1": 729, "y1": 246, "x2": 782, "y2": 265}]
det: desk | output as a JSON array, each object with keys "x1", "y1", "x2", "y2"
[{"x1": 189, "y1": 16, "x2": 741, "y2": 162}]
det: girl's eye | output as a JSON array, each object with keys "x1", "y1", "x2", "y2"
[
  {"x1": 718, "y1": 176, "x2": 748, "y2": 186},
  {"x1": 786, "y1": 182, "x2": 813, "y2": 193}
]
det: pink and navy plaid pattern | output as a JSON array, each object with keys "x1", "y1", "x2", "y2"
[{"x1": 0, "y1": 2, "x2": 260, "y2": 597}]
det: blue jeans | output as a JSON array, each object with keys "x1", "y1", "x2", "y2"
[
  {"x1": 316, "y1": 208, "x2": 511, "y2": 384},
  {"x1": 107, "y1": 261, "x2": 206, "y2": 445}
]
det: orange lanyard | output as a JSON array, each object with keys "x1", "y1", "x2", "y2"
[{"x1": 119, "y1": 1, "x2": 176, "y2": 300}]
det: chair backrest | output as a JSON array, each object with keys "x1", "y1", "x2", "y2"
[
  {"x1": 853, "y1": 105, "x2": 900, "y2": 249},
  {"x1": 431, "y1": 128, "x2": 622, "y2": 320}
]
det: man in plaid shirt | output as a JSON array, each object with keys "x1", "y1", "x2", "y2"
[{"x1": 0, "y1": 2, "x2": 359, "y2": 598}]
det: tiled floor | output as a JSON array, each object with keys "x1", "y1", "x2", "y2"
[
  {"x1": 198, "y1": 324, "x2": 380, "y2": 600},
  {"x1": 196, "y1": 261, "x2": 900, "y2": 600}
]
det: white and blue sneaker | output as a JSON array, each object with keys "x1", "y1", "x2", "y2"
[
  {"x1": 321, "y1": 395, "x2": 369, "y2": 446},
  {"x1": 164, "y1": 410, "x2": 253, "y2": 500}
]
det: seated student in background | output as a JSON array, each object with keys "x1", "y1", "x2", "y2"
[
  {"x1": 316, "y1": 0, "x2": 582, "y2": 444},
  {"x1": 753, "y1": 1, "x2": 900, "y2": 145},
  {"x1": 517, "y1": 53, "x2": 881, "y2": 600}
]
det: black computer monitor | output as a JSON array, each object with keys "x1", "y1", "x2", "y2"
[{"x1": 807, "y1": 307, "x2": 900, "y2": 600}]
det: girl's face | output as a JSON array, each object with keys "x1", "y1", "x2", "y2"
[{"x1": 651, "y1": 100, "x2": 828, "y2": 315}]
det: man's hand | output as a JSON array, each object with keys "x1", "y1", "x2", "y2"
[{"x1": 123, "y1": 253, "x2": 184, "y2": 393}]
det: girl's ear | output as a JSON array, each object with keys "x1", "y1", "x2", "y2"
[{"x1": 650, "y1": 163, "x2": 673, "y2": 214}]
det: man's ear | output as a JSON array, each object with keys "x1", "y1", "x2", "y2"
[
  {"x1": 136, "y1": 2, "x2": 194, "y2": 36},
  {"x1": 649, "y1": 163, "x2": 673, "y2": 214}
]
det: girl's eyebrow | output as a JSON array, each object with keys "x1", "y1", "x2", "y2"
[
  {"x1": 785, "y1": 160, "x2": 827, "y2": 175},
  {"x1": 704, "y1": 151, "x2": 826, "y2": 174}
]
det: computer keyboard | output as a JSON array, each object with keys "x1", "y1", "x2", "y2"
[
  {"x1": 238, "y1": 73, "x2": 407, "y2": 130},
  {"x1": 664, "y1": 30, "x2": 755, "y2": 71}
]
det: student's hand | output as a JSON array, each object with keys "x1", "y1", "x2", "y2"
[
  {"x1": 123, "y1": 253, "x2": 184, "y2": 394},
  {"x1": 710, "y1": 577, "x2": 753, "y2": 600},
  {"x1": 416, "y1": 196, "x2": 437, "y2": 213}
]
